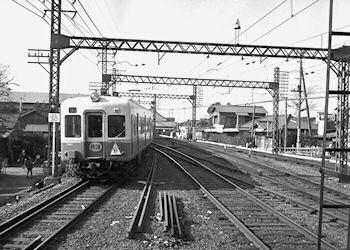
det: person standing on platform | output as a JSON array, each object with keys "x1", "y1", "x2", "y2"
[{"x1": 17, "y1": 149, "x2": 32, "y2": 177}]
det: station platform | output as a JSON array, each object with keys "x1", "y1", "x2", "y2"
[{"x1": 0, "y1": 166, "x2": 45, "y2": 205}]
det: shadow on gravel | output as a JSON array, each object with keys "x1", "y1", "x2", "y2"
[{"x1": 176, "y1": 197, "x2": 195, "y2": 242}]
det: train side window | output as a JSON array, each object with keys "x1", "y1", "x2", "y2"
[
  {"x1": 134, "y1": 116, "x2": 137, "y2": 136},
  {"x1": 65, "y1": 115, "x2": 81, "y2": 137},
  {"x1": 108, "y1": 115, "x2": 125, "y2": 137},
  {"x1": 88, "y1": 115, "x2": 102, "y2": 137},
  {"x1": 140, "y1": 117, "x2": 145, "y2": 134}
]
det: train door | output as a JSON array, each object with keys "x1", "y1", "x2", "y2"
[{"x1": 85, "y1": 112, "x2": 104, "y2": 159}]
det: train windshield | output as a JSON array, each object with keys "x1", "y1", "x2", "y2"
[
  {"x1": 88, "y1": 114, "x2": 103, "y2": 137},
  {"x1": 65, "y1": 115, "x2": 81, "y2": 137},
  {"x1": 108, "y1": 115, "x2": 125, "y2": 137}
]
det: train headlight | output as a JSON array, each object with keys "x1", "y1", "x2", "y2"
[{"x1": 90, "y1": 92, "x2": 100, "y2": 102}]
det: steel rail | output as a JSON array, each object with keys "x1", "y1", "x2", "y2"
[
  {"x1": 168, "y1": 139, "x2": 350, "y2": 226},
  {"x1": 0, "y1": 180, "x2": 84, "y2": 233},
  {"x1": 153, "y1": 143, "x2": 337, "y2": 250},
  {"x1": 127, "y1": 154, "x2": 157, "y2": 238},
  {"x1": 194, "y1": 141, "x2": 350, "y2": 200},
  {"x1": 35, "y1": 183, "x2": 117, "y2": 250},
  {"x1": 0, "y1": 180, "x2": 88, "y2": 240},
  {"x1": 159, "y1": 191, "x2": 182, "y2": 237},
  {"x1": 171, "y1": 194, "x2": 182, "y2": 237},
  {"x1": 151, "y1": 146, "x2": 270, "y2": 250}
]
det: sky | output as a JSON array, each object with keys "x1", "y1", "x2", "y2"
[{"x1": 1, "y1": 0, "x2": 350, "y2": 122}]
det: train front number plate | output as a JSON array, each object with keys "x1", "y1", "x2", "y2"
[{"x1": 89, "y1": 142, "x2": 102, "y2": 152}]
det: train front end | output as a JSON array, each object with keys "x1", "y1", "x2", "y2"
[{"x1": 60, "y1": 93, "x2": 133, "y2": 178}]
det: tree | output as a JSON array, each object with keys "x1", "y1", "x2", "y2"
[
  {"x1": 0, "y1": 64, "x2": 16, "y2": 131},
  {"x1": 289, "y1": 84, "x2": 318, "y2": 116},
  {"x1": 0, "y1": 64, "x2": 13, "y2": 100},
  {"x1": 197, "y1": 118, "x2": 209, "y2": 127}
]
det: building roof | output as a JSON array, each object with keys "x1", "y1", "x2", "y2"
[
  {"x1": 240, "y1": 115, "x2": 318, "y2": 131},
  {"x1": 0, "y1": 113, "x2": 20, "y2": 138},
  {"x1": 207, "y1": 105, "x2": 268, "y2": 115},
  {"x1": 0, "y1": 91, "x2": 88, "y2": 103}
]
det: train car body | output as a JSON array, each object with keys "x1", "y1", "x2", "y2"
[{"x1": 60, "y1": 94, "x2": 153, "y2": 178}]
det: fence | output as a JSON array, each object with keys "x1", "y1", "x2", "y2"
[{"x1": 282, "y1": 146, "x2": 322, "y2": 158}]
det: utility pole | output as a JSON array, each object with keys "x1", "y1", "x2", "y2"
[
  {"x1": 192, "y1": 86, "x2": 197, "y2": 140},
  {"x1": 297, "y1": 60, "x2": 302, "y2": 151},
  {"x1": 300, "y1": 61, "x2": 313, "y2": 136},
  {"x1": 251, "y1": 105, "x2": 256, "y2": 145},
  {"x1": 284, "y1": 97, "x2": 288, "y2": 152},
  {"x1": 152, "y1": 95, "x2": 157, "y2": 136}
]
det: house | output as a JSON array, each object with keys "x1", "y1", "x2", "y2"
[
  {"x1": 0, "y1": 110, "x2": 48, "y2": 164},
  {"x1": 240, "y1": 115, "x2": 318, "y2": 150},
  {"x1": 0, "y1": 91, "x2": 87, "y2": 114},
  {"x1": 203, "y1": 104, "x2": 268, "y2": 145},
  {"x1": 206, "y1": 104, "x2": 268, "y2": 132}
]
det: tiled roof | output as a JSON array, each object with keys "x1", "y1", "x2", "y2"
[
  {"x1": 207, "y1": 105, "x2": 268, "y2": 114},
  {"x1": 0, "y1": 113, "x2": 20, "y2": 137},
  {"x1": 240, "y1": 115, "x2": 317, "y2": 130},
  {"x1": 0, "y1": 91, "x2": 88, "y2": 103}
]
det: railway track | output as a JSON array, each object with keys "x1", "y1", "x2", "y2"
[
  {"x1": 152, "y1": 143, "x2": 337, "y2": 250},
  {"x1": 162, "y1": 139, "x2": 350, "y2": 239},
  {"x1": 191, "y1": 141, "x2": 350, "y2": 224},
  {"x1": 128, "y1": 154, "x2": 157, "y2": 238},
  {"x1": 0, "y1": 180, "x2": 117, "y2": 249}
]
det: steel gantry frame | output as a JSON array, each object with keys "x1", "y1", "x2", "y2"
[
  {"x1": 113, "y1": 91, "x2": 194, "y2": 135},
  {"x1": 47, "y1": 0, "x2": 62, "y2": 176},
  {"x1": 46, "y1": 0, "x2": 350, "y2": 176},
  {"x1": 101, "y1": 72, "x2": 280, "y2": 151},
  {"x1": 113, "y1": 91, "x2": 194, "y2": 101}
]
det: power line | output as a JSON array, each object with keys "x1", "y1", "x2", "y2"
[
  {"x1": 12, "y1": 0, "x2": 50, "y2": 25},
  {"x1": 68, "y1": 1, "x2": 97, "y2": 36},
  {"x1": 194, "y1": 0, "x2": 292, "y2": 77},
  {"x1": 102, "y1": 0, "x2": 121, "y2": 34},
  {"x1": 289, "y1": 23, "x2": 350, "y2": 46},
  {"x1": 200, "y1": 0, "x2": 321, "y2": 80},
  {"x1": 250, "y1": 0, "x2": 320, "y2": 44},
  {"x1": 76, "y1": 0, "x2": 104, "y2": 37},
  {"x1": 238, "y1": 0, "x2": 288, "y2": 39}
]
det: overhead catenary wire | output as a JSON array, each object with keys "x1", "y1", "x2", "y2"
[
  {"x1": 68, "y1": 1, "x2": 97, "y2": 36},
  {"x1": 76, "y1": 0, "x2": 104, "y2": 37},
  {"x1": 12, "y1": 0, "x2": 50, "y2": 25},
  {"x1": 237, "y1": 0, "x2": 288, "y2": 40},
  {"x1": 200, "y1": 0, "x2": 321, "y2": 81},
  {"x1": 190, "y1": 0, "x2": 288, "y2": 76},
  {"x1": 38, "y1": 0, "x2": 100, "y2": 68},
  {"x1": 13, "y1": 0, "x2": 101, "y2": 71},
  {"x1": 250, "y1": 0, "x2": 320, "y2": 44}
]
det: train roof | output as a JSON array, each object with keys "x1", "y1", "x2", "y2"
[{"x1": 61, "y1": 95, "x2": 148, "y2": 110}]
